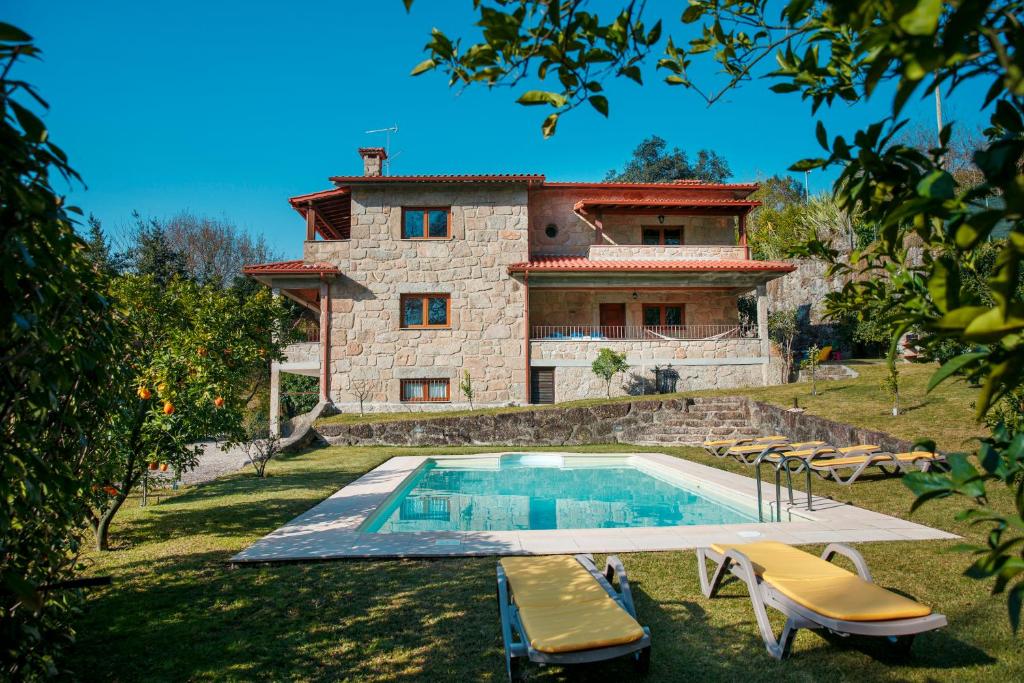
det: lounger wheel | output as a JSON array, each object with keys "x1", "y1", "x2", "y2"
[
  {"x1": 633, "y1": 644, "x2": 651, "y2": 673},
  {"x1": 888, "y1": 634, "x2": 916, "y2": 658}
]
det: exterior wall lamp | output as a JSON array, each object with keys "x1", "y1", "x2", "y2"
[{"x1": 657, "y1": 214, "x2": 665, "y2": 224}]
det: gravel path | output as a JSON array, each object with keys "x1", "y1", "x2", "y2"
[{"x1": 152, "y1": 441, "x2": 251, "y2": 487}]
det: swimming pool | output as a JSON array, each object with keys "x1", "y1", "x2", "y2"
[{"x1": 362, "y1": 453, "x2": 759, "y2": 533}]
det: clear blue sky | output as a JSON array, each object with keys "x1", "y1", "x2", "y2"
[{"x1": 9, "y1": 1, "x2": 988, "y2": 259}]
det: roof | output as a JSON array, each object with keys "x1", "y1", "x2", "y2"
[
  {"x1": 288, "y1": 188, "x2": 351, "y2": 240},
  {"x1": 574, "y1": 198, "x2": 762, "y2": 213},
  {"x1": 242, "y1": 260, "x2": 340, "y2": 276},
  {"x1": 508, "y1": 256, "x2": 795, "y2": 273},
  {"x1": 327, "y1": 173, "x2": 546, "y2": 185},
  {"x1": 545, "y1": 181, "x2": 759, "y2": 191}
]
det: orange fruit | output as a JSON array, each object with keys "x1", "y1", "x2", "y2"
[
  {"x1": 214, "y1": 396, "x2": 225, "y2": 408},
  {"x1": 163, "y1": 401, "x2": 175, "y2": 415},
  {"x1": 137, "y1": 386, "x2": 152, "y2": 400},
  {"x1": 157, "y1": 383, "x2": 168, "y2": 394}
]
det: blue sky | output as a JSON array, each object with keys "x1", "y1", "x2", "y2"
[{"x1": 10, "y1": 1, "x2": 988, "y2": 259}]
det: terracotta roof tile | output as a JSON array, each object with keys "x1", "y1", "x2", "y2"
[
  {"x1": 242, "y1": 260, "x2": 340, "y2": 275},
  {"x1": 508, "y1": 256, "x2": 795, "y2": 273},
  {"x1": 328, "y1": 174, "x2": 546, "y2": 184}
]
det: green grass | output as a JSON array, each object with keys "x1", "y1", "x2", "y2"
[
  {"x1": 317, "y1": 360, "x2": 988, "y2": 452},
  {"x1": 65, "y1": 441, "x2": 1021, "y2": 682}
]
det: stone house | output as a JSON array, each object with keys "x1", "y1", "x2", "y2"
[{"x1": 244, "y1": 148, "x2": 794, "y2": 430}]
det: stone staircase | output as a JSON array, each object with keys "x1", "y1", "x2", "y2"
[{"x1": 627, "y1": 396, "x2": 755, "y2": 446}]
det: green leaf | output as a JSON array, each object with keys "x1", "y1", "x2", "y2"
[
  {"x1": 928, "y1": 352, "x2": 987, "y2": 392},
  {"x1": 0, "y1": 22, "x2": 32, "y2": 42},
  {"x1": 916, "y1": 170, "x2": 955, "y2": 199},
  {"x1": 541, "y1": 113, "x2": 559, "y2": 138},
  {"x1": 815, "y1": 121, "x2": 828, "y2": 150},
  {"x1": 898, "y1": 0, "x2": 942, "y2": 36},
  {"x1": 517, "y1": 90, "x2": 567, "y2": 108},
  {"x1": 588, "y1": 95, "x2": 609, "y2": 117},
  {"x1": 409, "y1": 59, "x2": 436, "y2": 76},
  {"x1": 681, "y1": 5, "x2": 703, "y2": 23}
]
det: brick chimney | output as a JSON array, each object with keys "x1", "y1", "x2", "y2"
[{"x1": 358, "y1": 147, "x2": 387, "y2": 177}]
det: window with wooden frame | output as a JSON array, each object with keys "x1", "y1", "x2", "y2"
[
  {"x1": 400, "y1": 293, "x2": 451, "y2": 328},
  {"x1": 642, "y1": 304, "x2": 686, "y2": 328},
  {"x1": 402, "y1": 207, "x2": 451, "y2": 239},
  {"x1": 400, "y1": 378, "x2": 451, "y2": 403},
  {"x1": 641, "y1": 226, "x2": 684, "y2": 246}
]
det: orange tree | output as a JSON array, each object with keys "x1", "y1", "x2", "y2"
[
  {"x1": 406, "y1": 0, "x2": 1024, "y2": 629},
  {"x1": 87, "y1": 275, "x2": 288, "y2": 551}
]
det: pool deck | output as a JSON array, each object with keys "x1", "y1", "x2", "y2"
[{"x1": 230, "y1": 452, "x2": 957, "y2": 563}]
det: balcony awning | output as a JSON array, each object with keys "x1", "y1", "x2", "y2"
[
  {"x1": 288, "y1": 188, "x2": 351, "y2": 240},
  {"x1": 242, "y1": 260, "x2": 340, "y2": 311},
  {"x1": 509, "y1": 256, "x2": 792, "y2": 273},
  {"x1": 510, "y1": 255, "x2": 794, "y2": 288},
  {"x1": 574, "y1": 198, "x2": 761, "y2": 215}
]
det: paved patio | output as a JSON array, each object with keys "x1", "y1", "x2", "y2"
[{"x1": 230, "y1": 452, "x2": 957, "y2": 562}]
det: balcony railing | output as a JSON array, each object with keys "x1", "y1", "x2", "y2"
[{"x1": 530, "y1": 325, "x2": 757, "y2": 341}]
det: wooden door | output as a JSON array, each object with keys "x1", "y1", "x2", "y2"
[
  {"x1": 531, "y1": 368, "x2": 555, "y2": 404},
  {"x1": 599, "y1": 303, "x2": 626, "y2": 338}
]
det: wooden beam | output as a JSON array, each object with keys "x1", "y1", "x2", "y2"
[
  {"x1": 594, "y1": 210, "x2": 604, "y2": 245},
  {"x1": 306, "y1": 204, "x2": 317, "y2": 241}
]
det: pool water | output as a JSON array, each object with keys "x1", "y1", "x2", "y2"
[{"x1": 364, "y1": 454, "x2": 758, "y2": 533}]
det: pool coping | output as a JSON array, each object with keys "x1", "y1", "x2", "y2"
[{"x1": 230, "y1": 452, "x2": 957, "y2": 563}]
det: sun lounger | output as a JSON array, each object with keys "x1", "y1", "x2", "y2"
[
  {"x1": 702, "y1": 435, "x2": 789, "y2": 457},
  {"x1": 757, "y1": 444, "x2": 881, "y2": 465},
  {"x1": 696, "y1": 541, "x2": 946, "y2": 659},
  {"x1": 726, "y1": 441, "x2": 828, "y2": 464},
  {"x1": 497, "y1": 554, "x2": 651, "y2": 681},
  {"x1": 806, "y1": 449, "x2": 945, "y2": 485}
]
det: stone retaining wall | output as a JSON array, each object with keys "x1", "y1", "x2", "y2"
[
  {"x1": 314, "y1": 393, "x2": 914, "y2": 452},
  {"x1": 317, "y1": 397, "x2": 750, "y2": 447},
  {"x1": 746, "y1": 400, "x2": 914, "y2": 453}
]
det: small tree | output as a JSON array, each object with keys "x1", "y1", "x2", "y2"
[
  {"x1": 239, "y1": 416, "x2": 281, "y2": 478},
  {"x1": 881, "y1": 361, "x2": 900, "y2": 416},
  {"x1": 768, "y1": 309, "x2": 800, "y2": 383},
  {"x1": 592, "y1": 348, "x2": 630, "y2": 398},
  {"x1": 801, "y1": 344, "x2": 821, "y2": 397},
  {"x1": 459, "y1": 369, "x2": 474, "y2": 409},
  {"x1": 350, "y1": 378, "x2": 374, "y2": 416}
]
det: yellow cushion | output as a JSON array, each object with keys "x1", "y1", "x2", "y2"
[
  {"x1": 703, "y1": 435, "x2": 788, "y2": 447},
  {"x1": 710, "y1": 542, "x2": 932, "y2": 622},
  {"x1": 893, "y1": 451, "x2": 939, "y2": 460},
  {"x1": 809, "y1": 454, "x2": 890, "y2": 468},
  {"x1": 500, "y1": 556, "x2": 645, "y2": 653},
  {"x1": 839, "y1": 445, "x2": 880, "y2": 453}
]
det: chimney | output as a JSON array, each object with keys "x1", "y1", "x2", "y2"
[{"x1": 358, "y1": 147, "x2": 387, "y2": 177}]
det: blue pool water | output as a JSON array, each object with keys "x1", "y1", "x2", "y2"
[{"x1": 364, "y1": 454, "x2": 758, "y2": 533}]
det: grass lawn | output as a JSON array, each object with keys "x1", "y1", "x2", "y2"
[
  {"x1": 66, "y1": 441, "x2": 1021, "y2": 681},
  {"x1": 317, "y1": 359, "x2": 988, "y2": 453}
]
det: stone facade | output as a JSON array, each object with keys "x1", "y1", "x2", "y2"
[
  {"x1": 303, "y1": 183, "x2": 529, "y2": 411},
  {"x1": 259, "y1": 172, "x2": 795, "y2": 419}
]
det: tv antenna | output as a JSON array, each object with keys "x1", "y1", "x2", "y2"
[{"x1": 365, "y1": 124, "x2": 399, "y2": 175}]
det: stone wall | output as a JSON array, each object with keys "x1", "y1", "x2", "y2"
[
  {"x1": 283, "y1": 342, "x2": 319, "y2": 364},
  {"x1": 303, "y1": 183, "x2": 531, "y2": 412},
  {"x1": 746, "y1": 400, "x2": 914, "y2": 454},
  {"x1": 317, "y1": 396, "x2": 752, "y2": 447},
  {"x1": 765, "y1": 259, "x2": 855, "y2": 348},
  {"x1": 314, "y1": 393, "x2": 913, "y2": 451}
]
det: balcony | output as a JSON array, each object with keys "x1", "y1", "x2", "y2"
[{"x1": 530, "y1": 324, "x2": 756, "y2": 341}]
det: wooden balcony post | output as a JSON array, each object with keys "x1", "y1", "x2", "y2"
[
  {"x1": 594, "y1": 210, "x2": 604, "y2": 245},
  {"x1": 306, "y1": 203, "x2": 317, "y2": 241},
  {"x1": 319, "y1": 280, "x2": 331, "y2": 403}
]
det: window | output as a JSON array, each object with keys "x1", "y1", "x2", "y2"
[
  {"x1": 401, "y1": 293, "x2": 450, "y2": 328},
  {"x1": 643, "y1": 304, "x2": 685, "y2": 327},
  {"x1": 641, "y1": 227, "x2": 683, "y2": 245},
  {"x1": 400, "y1": 378, "x2": 451, "y2": 403},
  {"x1": 402, "y1": 207, "x2": 451, "y2": 239}
]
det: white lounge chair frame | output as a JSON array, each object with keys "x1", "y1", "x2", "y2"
[
  {"x1": 496, "y1": 553, "x2": 651, "y2": 681},
  {"x1": 696, "y1": 543, "x2": 947, "y2": 659}
]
